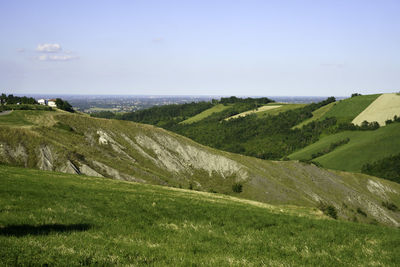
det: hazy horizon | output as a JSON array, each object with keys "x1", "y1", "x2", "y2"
[{"x1": 1, "y1": 0, "x2": 399, "y2": 96}]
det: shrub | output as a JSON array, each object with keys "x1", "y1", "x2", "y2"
[
  {"x1": 54, "y1": 122, "x2": 74, "y2": 132},
  {"x1": 357, "y1": 207, "x2": 367, "y2": 217},
  {"x1": 318, "y1": 202, "x2": 338, "y2": 219},
  {"x1": 382, "y1": 201, "x2": 398, "y2": 212},
  {"x1": 232, "y1": 183, "x2": 243, "y2": 193}
]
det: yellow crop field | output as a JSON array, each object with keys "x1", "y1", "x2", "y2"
[{"x1": 352, "y1": 93, "x2": 400, "y2": 126}]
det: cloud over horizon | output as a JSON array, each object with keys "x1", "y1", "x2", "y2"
[
  {"x1": 34, "y1": 43, "x2": 78, "y2": 61},
  {"x1": 36, "y1": 43, "x2": 62, "y2": 53},
  {"x1": 37, "y1": 54, "x2": 78, "y2": 61}
]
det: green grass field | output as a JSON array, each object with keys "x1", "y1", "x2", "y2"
[
  {"x1": 0, "y1": 110, "x2": 34, "y2": 127},
  {"x1": 320, "y1": 94, "x2": 381, "y2": 123},
  {"x1": 180, "y1": 104, "x2": 230, "y2": 124},
  {"x1": 289, "y1": 123, "x2": 400, "y2": 172},
  {"x1": 293, "y1": 102, "x2": 336, "y2": 129},
  {"x1": 1, "y1": 165, "x2": 399, "y2": 266}
]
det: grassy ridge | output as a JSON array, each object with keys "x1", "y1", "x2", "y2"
[
  {"x1": 180, "y1": 104, "x2": 230, "y2": 124},
  {"x1": 1, "y1": 165, "x2": 399, "y2": 266},
  {"x1": 321, "y1": 94, "x2": 380, "y2": 123},
  {"x1": 289, "y1": 123, "x2": 400, "y2": 171}
]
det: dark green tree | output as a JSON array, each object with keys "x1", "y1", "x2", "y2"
[{"x1": 55, "y1": 98, "x2": 74, "y2": 113}]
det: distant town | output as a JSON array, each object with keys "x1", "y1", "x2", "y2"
[{"x1": 4, "y1": 94, "x2": 340, "y2": 114}]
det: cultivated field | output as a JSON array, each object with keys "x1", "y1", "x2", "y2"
[
  {"x1": 1, "y1": 165, "x2": 399, "y2": 266},
  {"x1": 180, "y1": 104, "x2": 230, "y2": 124},
  {"x1": 321, "y1": 94, "x2": 380, "y2": 123},
  {"x1": 352, "y1": 93, "x2": 400, "y2": 126},
  {"x1": 225, "y1": 105, "x2": 282, "y2": 120},
  {"x1": 256, "y1": 103, "x2": 306, "y2": 118}
]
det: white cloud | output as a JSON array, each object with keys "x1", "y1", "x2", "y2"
[
  {"x1": 36, "y1": 43, "x2": 62, "y2": 53},
  {"x1": 34, "y1": 43, "x2": 78, "y2": 61},
  {"x1": 37, "y1": 54, "x2": 78, "y2": 61}
]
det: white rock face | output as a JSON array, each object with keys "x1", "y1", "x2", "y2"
[
  {"x1": 38, "y1": 146, "x2": 54, "y2": 171},
  {"x1": 120, "y1": 133, "x2": 159, "y2": 164},
  {"x1": 0, "y1": 143, "x2": 28, "y2": 166},
  {"x1": 80, "y1": 164, "x2": 103, "y2": 177},
  {"x1": 97, "y1": 130, "x2": 135, "y2": 161},
  {"x1": 367, "y1": 179, "x2": 397, "y2": 199},
  {"x1": 134, "y1": 132, "x2": 248, "y2": 179}
]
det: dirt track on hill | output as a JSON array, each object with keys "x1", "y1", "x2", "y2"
[
  {"x1": 225, "y1": 105, "x2": 282, "y2": 120},
  {"x1": 0, "y1": 110, "x2": 12, "y2": 116},
  {"x1": 352, "y1": 93, "x2": 400, "y2": 126}
]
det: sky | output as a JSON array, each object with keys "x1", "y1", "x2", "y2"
[{"x1": 1, "y1": 0, "x2": 399, "y2": 96}]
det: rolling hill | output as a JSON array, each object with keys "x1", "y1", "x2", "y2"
[
  {"x1": 288, "y1": 122, "x2": 400, "y2": 171},
  {"x1": 1, "y1": 165, "x2": 399, "y2": 265},
  {"x1": 180, "y1": 104, "x2": 230, "y2": 124},
  {"x1": 320, "y1": 94, "x2": 381, "y2": 123},
  {"x1": 288, "y1": 93, "x2": 400, "y2": 179},
  {"x1": 224, "y1": 104, "x2": 283, "y2": 120},
  {"x1": 1, "y1": 109, "x2": 400, "y2": 226},
  {"x1": 293, "y1": 102, "x2": 335, "y2": 129}
]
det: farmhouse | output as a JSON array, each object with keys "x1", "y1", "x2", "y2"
[
  {"x1": 48, "y1": 99, "x2": 57, "y2": 108},
  {"x1": 38, "y1": 99, "x2": 47, "y2": 105},
  {"x1": 37, "y1": 98, "x2": 57, "y2": 107}
]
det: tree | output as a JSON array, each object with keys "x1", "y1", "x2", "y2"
[
  {"x1": 232, "y1": 183, "x2": 243, "y2": 193},
  {"x1": 0, "y1": 94, "x2": 6, "y2": 105},
  {"x1": 55, "y1": 98, "x2": 74, "y2": 113},
  {"x1": 351, "y1": 93, "x2": 362, "y2": 97}
]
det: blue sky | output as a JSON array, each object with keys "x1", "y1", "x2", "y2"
[{"x1": 1, "y1": 0, "x2": 399, "y2": 96}]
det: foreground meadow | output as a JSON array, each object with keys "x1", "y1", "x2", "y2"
[{"x1": 1, "y1": 165, "x2": 399, "y2": 266}]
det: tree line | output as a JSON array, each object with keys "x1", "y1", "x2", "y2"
[
  {"x1": 362, "y1": 153, "x2": 400, "y2": 184},
  {"x1": 0, "y1": 93, "x2": 37, "y2": 105}
]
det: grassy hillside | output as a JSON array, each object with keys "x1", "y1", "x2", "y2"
[
  {"x1": 256, "y1": 103, "x2": 306, "y2": 118},
  {"x1": 224, "y1": 103, "x2": 307, "y2": 120},
  {"x1": 1, "y1": 109, "x2": 400, "y2": 226},
  {"x1": 224, "y1": 104, "x2": 282, "y2": 120},
  {"x1": 180, "y1": 104, "x2": 230, "y2": 124},
  {"x1": 293, "y1": 102, "x2": 335, "y2": 129},
  {"x1": 1, "y1": 165, "x2": 399, "y2": 266},
  {"x1": 321, "y1": 94, "x2": 380, "y2": 123},
  {"x1": 289, "y1": 123, "x2": 400, "y2": 172}
]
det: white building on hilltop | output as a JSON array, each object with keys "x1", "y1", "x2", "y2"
[
  {"x1": 48, "y1": 99, "x2": 57, "y2": 108},
  {"x1": 37, "y1": 98, "x2": 57, "y2": 107},
  {"x1": 38, "y1": 99, "x2": 47, "y2": 105}
]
